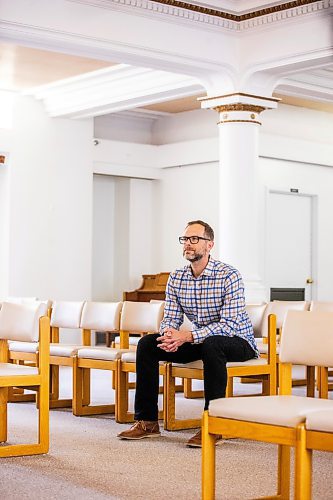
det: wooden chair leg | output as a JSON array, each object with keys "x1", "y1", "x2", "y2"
[
  {"x1": 73, "y1": 357, "x2": 83, "y2": 416},
  {"x1": 38, "y1": 380, "x2": 49, "y2": 453},
  {"x1": 295, "y1": 424, "x2": 312, "y2": 500},
  {"x1": 163, "y1": 363, "x2": 176, "y2": 430},
  {"x1": 82, "y1": 368, "x2": 91, "y2": 406},
  {"x1": 226, "y1": 377, "x2": 233, "y2": 397},
  {"x1": 50, "y1": 365, "x2": 59, "y2": 401},
  {"x1": 306, "y1": 366, "x2": 315, "y2": 397},
  {"x1": 202, "y1": 411, "x2": 216, "y2": 500},
  {"x1": 316, "y1": 365, "x2": 321, "y2": 391},
  {"x1": 116, "y1": 363, "x2": 133, "y2": 423},
  {"x1": 319, "y1": 366, "x2": 329, "y2": 399},
  {"x1": 270, "y1": 365, "x2": 277, "y2": 395},
  {"x1": 277, "y1": 444, "x2": 291, "y2": 500},
  {"x1": 0, "y1": 387, "x2": 8, "y2": 443}
]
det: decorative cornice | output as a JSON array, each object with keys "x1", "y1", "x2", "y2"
[
  {"x1": 151, "y1": 0, "x2": 321, "y2": 21},
  {"x1": 69, "y1": 0, "x2": 333, "y2": 32}
]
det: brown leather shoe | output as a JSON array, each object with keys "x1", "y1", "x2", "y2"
[
  {"x1": 186, "y1": 429, "x2": 222, "y2": 448},
  {"x1": 117, "y1": 420, "x2": 161, "y2": 440}
]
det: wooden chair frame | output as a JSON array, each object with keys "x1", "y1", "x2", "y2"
[
  {"x1": 202, "y1": 362, "x2": 306, "y2": 500},
  {"x1": 49, "y1": 323, "x2": 90, "y2": 409},
  {"x1": 116, "y1": 353, "x2": 166, "y2": 423},
  {"x1": 72, "y1": 330, "x2": 151, "y2": 418},
  {"x1": 164, "y1": 314, "x2": 277, "y2": 431},
  {"x1": 201, "y1": 310, "x2": 333, "y2": 500},
  {"x1": 0, "y1": 315, "x2": 50, "y2": 457},
  {"x1": 73, "y1": 354, "x2": 118, "y2": 417},
  {"x1": 295, "y1": 419, "x2": 333, "y2": 500}
]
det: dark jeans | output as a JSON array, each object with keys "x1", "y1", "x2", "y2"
[{"x1": 134, "y1": 333, "x2": 256, "y2": 421}]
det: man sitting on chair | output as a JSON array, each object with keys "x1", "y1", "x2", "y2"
[{"x1": 118, "y1": 220, "x2": 258, "y2": 447}]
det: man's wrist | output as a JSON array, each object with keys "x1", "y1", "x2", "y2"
[{"x1": 187, "y1": 331, "x2": 193, "y2": 343}]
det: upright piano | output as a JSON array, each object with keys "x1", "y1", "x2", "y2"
[{"x1": 123, "y1": 272, "x2": 170, "y2": 302}]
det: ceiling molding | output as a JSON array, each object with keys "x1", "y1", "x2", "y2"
[
  {"x1": 24, "y1": 64, "x2": 204, "y2": 118},
  {"x1": 69, "y1": 0, "x2": 333, "y2": 31},
  {"x1": 151, "y1": 0, "x2": 321, "y2": 21}
]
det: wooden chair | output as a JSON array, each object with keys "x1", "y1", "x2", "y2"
[
  {"x1": 5, "y1": 299, "x2": 51, "y2": 403},
  {"x1": 116, "y1": 301, "x2": 165, "y2": 423},
  {"x1": 0, "y1": 301, "x2": 50, "y2": 457},
  {"x1": 72, "y1": 301, "x2": 123, "y2": 416},
  {"x1": 295, "y1": 409, "x2": 333, "y2": 500},
  {"x1": 163, "y1": 314, "x2": 277, "y2": 431},
  {"x1": 309, "y1": 301, "x2": 333, "y2": 398},
  {"x1": 49, "y1": 300, "x2": 85, "y2": 408},
  {"x1": 202, "y1": 310, "x2": 333, "y2": 500},
  {"x1": 256, "y1": 300, "x2": 313, "y2": 393}
]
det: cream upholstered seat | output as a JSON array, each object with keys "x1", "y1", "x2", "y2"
[
  {"x1": 49, "y1": 300, "x2": 85, "y2": 408},
  {"x1": 72, "y1": 301, "x2": 124, "y2": 416},
  {"x1": 116, "y1": 301, "x2": 165, "y2": 423},
  {"x1": 163, "y1": 314, "x2": 277, "y2": 431},
  {"x1": 0, "y1": 301, "x2": 50, "y2": 457},
  {"x1": 202, "y1": 310, "x2": 333, "y2": 500}
]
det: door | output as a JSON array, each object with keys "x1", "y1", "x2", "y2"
[{"x1": 266, "y1": 191, "x2": 315, "y2": 301}]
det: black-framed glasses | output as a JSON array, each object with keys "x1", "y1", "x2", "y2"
[{"x1": 179, "y1": 236, "x2": 211, "y2": 244}]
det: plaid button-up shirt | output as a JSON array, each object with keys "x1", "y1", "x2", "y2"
[{"x1": 160, "y1": 256, "x2": 259, "y2": 357}]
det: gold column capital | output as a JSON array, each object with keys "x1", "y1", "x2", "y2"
[{"x1": 199, "y1": 92, "x2": 280, "y2": 125}]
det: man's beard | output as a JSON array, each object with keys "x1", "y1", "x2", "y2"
[{"x1": 184, "y1": 250, "x2": 204, "y2": 263}]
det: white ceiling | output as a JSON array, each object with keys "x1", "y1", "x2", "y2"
[
  {"x1": 0, "y1": 43, "x2": 113, "y2": 91},
  {"x1": 0, "y1": 0, "x2": 332, "y2": 117}
]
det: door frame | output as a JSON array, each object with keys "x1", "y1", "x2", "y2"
[{"x1": 264, "y1": 188, "x2": 318, "y2": 302}]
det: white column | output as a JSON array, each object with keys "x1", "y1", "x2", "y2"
[{"x1": 201, "y1": 93, "x2": 279, "y2": 302}]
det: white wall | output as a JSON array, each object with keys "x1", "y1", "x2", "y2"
[
  {"x1": 128, "y1": 178, "x2": 156, "y2": 289},
  {"x1": 7, "y1": 96, "x2": 93, "y2": 301},
  {"x1": 152, "y1": 108, "x2": 217, "y2": 145},
  {"x1": 0, "y1": 150, "x2": 10, "y2": 300},
  {"x1": 150, "y1": 105, "x2": 333, "y2": 301},
  {"x1": 92, "y1": 175, "x2": 158, "y2": 301},
  {"x1": 90, "y1": 103, "x2": 333, "y2": 302},
  {"x1": 259, "y1": 157, "x2": 333, "y2": 300},
  {"x1": 2, "y1": 96, "x2": 333, "y2": 314},
  {"x1": 156, "y1": 163, "x2": 219, "y2": 272},
  {"x1": 92, "y1": 174, "x2": 116, "y2": 301}
]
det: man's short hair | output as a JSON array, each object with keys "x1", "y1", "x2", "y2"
[{"x1": 186, "y1": 220, "x2": 214, "y2": 241}]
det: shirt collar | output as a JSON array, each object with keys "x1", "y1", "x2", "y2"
[{"x1": 185, "y1": 255, "x2": 215, "y2": 278}]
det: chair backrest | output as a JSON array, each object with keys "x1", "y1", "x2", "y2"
[
  {"x1": 310, "y1": 301, "x2": 333, "y2": 312},
  {"x1": 0, "y1": 301, "x2": 48, "y2": 342},
  {"x1": 50, "y1": 301, "x2": 85, "y2": 329},
  {"x1": 80, "y1": 301, "x2": 123, "y2": 331},
  {"x1": 261, "y1": 300, "x2": 309, "y2": 337},
  {"x1": 120, "y1": 301, "x2": 164, "y2": 333},
  {"x1": 279, "y1": 310, "x2": 333, "y2": 367},
  {"x1": 245, "y1": 303, "x2": 267, "y2": 337}
]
